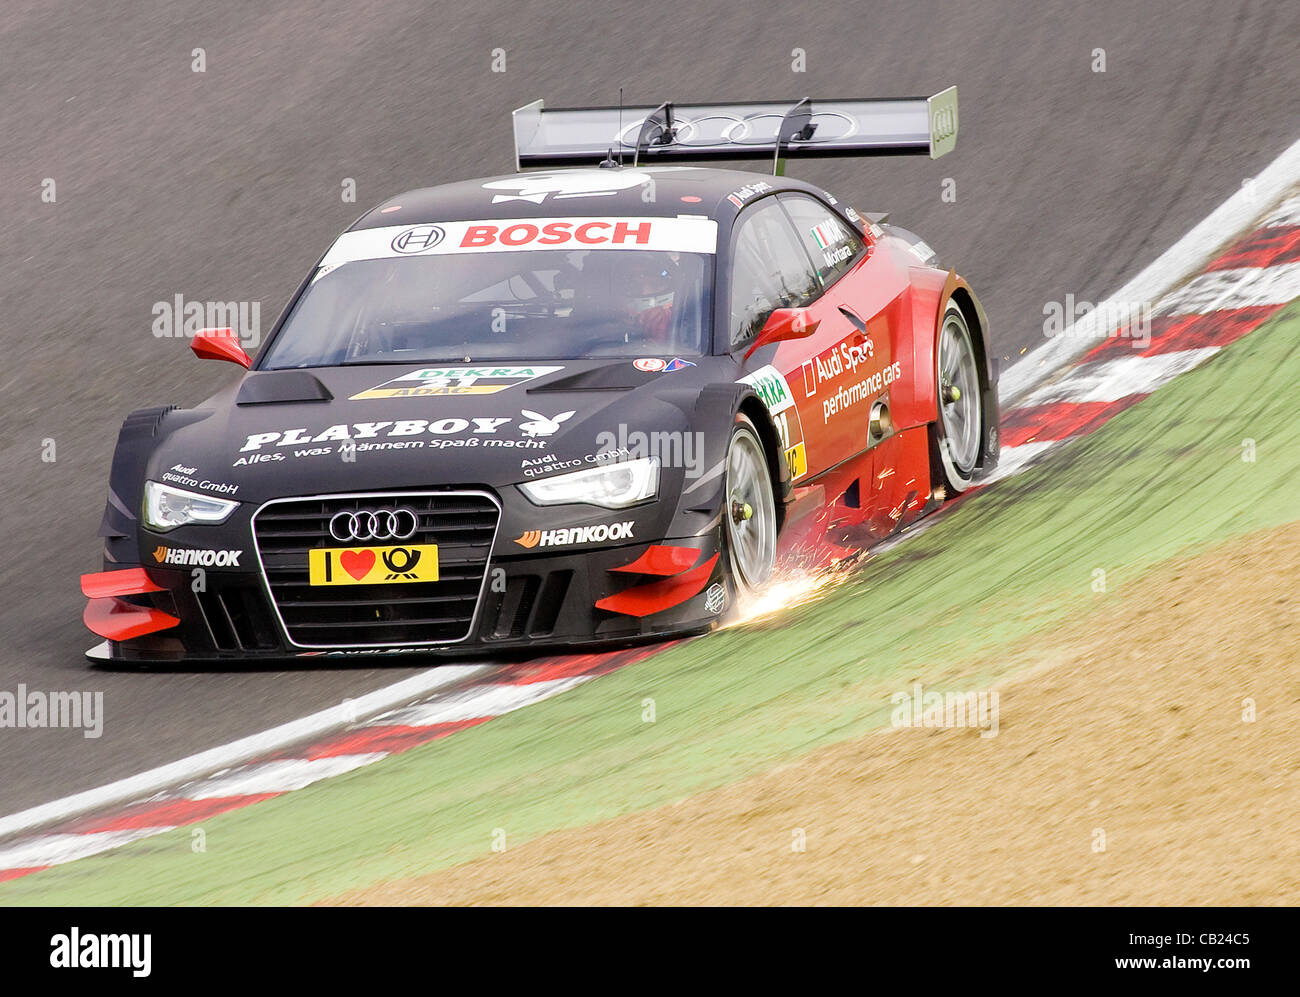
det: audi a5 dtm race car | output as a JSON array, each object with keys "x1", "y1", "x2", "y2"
[{"x1": 81, "y1": 89, "x2": 999, "y2": 664}]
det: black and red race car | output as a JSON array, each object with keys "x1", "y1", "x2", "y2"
[{"x1": 81, "y1": 89, "x2": 998, "y2": 664}]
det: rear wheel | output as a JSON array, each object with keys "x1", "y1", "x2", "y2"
[
  {"x1": 931, "y1": 303, "x2": 984, "y2": 494},
  {"x1": 723, "y1": 413, "x2": 777, "y2": 597}
]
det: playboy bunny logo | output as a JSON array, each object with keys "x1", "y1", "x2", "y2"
[
  {"x1": 518, "y1": 409, "x2": 576, "y2": 438},
  {"x1": 482, "y1": 171, "x2": 652, "y2": 204}
]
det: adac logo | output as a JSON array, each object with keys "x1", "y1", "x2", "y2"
[{"x1": 390, "y1": 225, "x2": 446, "y2": 254}]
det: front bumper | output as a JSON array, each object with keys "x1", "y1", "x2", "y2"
[{"x1": 83, "y1": 520, "x2": 725, "y2": 664}]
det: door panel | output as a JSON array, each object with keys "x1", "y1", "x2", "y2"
[
  {"x1": 732, "y1": 193, "x2": 911, "y2": 488},
  {"x1": 773, "y1": 250, "x2": 909, "y2": 480}
]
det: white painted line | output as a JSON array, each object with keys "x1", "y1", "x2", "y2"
[
  {"x1": 1000, "y1": 138, "x2": 1300, "y2": 404},
  {"x1": 1020, "y1": 348, "x2": 1221, "y2": 406},
  {"x1": 1156, "y1": 261, "x2": 1300, "y2": 315},
  {"x1": 187, "y1": 754, "x2": 385, "y2": 800},
  {"x1": 1262, "y1": 192, "x2": 1300, "y2": 227},
  {"x1": 0, "y1": 828, "x2": 168, "y2": 870},
  {"x1": 983, "y1": 440, "x2": 1062, "y2": 483},
  {"x1": 0, "y1": 675, "x2": 596, "y2": 872},
  {"x1": 0, "y1": 663, "x2": 491, "y2": 840},
  {"x1": 383, "y1": 675, "x2": 590, "y2": 727}
]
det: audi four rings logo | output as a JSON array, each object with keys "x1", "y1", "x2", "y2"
[
  {"x1": 390, "y1": 225, "x2": 446, "y2": 254},
  {"x1": 329, "y1": 508, "x2": 420, "y2": 542}
]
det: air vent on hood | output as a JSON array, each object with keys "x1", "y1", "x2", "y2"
[
  {"x1": 236, "y1": 371, "x2": 333, "y2": 405},
  {"x1": 527, "y1": 366, "x2": 647, "y2": 392}
]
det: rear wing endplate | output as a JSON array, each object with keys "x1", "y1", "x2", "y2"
[{"x1": 512, "y1": 87, "x2": 958, "y2": 173}]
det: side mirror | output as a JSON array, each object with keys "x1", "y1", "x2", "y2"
[
  {"x1": 191, "y1": 327, "x2": 252, "y2": 369},
  {"x1": 744, "y1": 308, "x2": 820, "y2": 360}
]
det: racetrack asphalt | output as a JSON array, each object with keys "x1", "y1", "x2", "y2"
[{"x1": 0, "y1": 0, "x2": 1296, "y2": 814}]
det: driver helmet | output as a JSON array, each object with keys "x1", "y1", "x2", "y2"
[{"x1": 620, "y1": 255, "x2": 677, "y2": 341}]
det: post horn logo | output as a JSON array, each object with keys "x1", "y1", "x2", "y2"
[{"x1": 380, "y1": 546, "x2": 422, "y2": 579}]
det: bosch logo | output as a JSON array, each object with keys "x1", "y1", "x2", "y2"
[
  {"x1": 328, "y1": 508, "x2": 420, "y2": 542},
  {"x1": 390, "y1": 225, "x2": 446, "y2": 254}
]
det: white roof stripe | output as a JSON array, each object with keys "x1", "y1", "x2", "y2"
[{"x1": 321, "y1": 217, "x2": 718, "y2": 268}]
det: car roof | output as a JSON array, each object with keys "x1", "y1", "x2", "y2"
[{"x1": 348, "y1": 166, "x2": 839, "y2": 233}]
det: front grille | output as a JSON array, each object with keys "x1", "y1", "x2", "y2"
[{"x1": 253, "y1": 491, "x2": 499, "y2": 647}]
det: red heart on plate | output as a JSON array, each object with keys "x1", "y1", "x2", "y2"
[{"x1": 339, "y1": 548, "x2": 375, "y2": 580}]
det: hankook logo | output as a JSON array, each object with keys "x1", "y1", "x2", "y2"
[
  {"x1": 151, "y1": 546, "x2": 242, "y2": 567},
  {"x1": 390, "y1": 224, "x2": 446, "y2": 254},
  {"x1": 329, "y1": 508, "x2": 420, "y2": 542},
  {"x1": 514, "y1": 521, "x2": 634, "y2": 549}
]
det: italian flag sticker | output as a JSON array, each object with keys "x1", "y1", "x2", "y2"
[{"x1": 810, "y1": 220, "x2": 839, "y2": 250}]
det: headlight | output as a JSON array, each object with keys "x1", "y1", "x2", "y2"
[
  {"x1": 143, "y1": 480, "x2": 239, "y2": 531},
  {"x1": 518, "y1": 457, "x2": 659, "y2": 509}
]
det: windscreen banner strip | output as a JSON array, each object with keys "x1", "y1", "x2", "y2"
[{"x1": 320, "y1": 217, "x2": 718, "y2": 268}]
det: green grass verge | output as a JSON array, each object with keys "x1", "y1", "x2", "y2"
[{"x1": 7, "y1": 302, "x2": 1300, "y2": 905}]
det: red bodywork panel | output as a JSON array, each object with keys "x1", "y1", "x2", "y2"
[
  {"x1": 600, "y1": 225, "x2": 985, "y2": 617},
  {"x1": 82, "y1": 568, "x2": 178, "y2": 641},
  {"x1": 896, "y1": 266, "x2": 977, "y2": 432},
  {"x1": 83, "y1": 598, "x2": 179, "y2": 641},
  {"x1": 751, "y1": 230, "x2": 973, "y2": 545},
  {"x1": 611, "y1": 544, "x2": 704, "y2": 576},
  {"x1": 191, "y1": 327, "x2": 252, "y2": 369},
  {"x1": 80, "y1": 567, "x2": 164, "y2": 599},
  {"x1": 596, "y1": 553, "x2": 719, "y2": 618}
]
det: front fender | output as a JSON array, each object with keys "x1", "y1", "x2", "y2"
[
  {"x1": 97, "y1": 406, "x2": 176, "y2": 549},
  {"x1": 660, "y1": 381, "x2": 787, "y2": 540}
]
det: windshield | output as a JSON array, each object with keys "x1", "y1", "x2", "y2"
[{"x1": 261, "y1": 249, "x2": 713, "y2": 368}]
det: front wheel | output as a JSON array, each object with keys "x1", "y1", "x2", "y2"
[
  {"x1": 931, "y1": 303, "x2": 984, "y2": 494},
  {"x1": 722, "y1": 413, "x2": 777, "y2": 597}
]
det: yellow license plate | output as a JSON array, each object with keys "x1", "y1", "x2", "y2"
[{"x1": 307, "y1": 545, "x2": 439, "y2": 586}]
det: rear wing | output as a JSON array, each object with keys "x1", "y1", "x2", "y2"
[{"x1": 511, "y1": 88, "x2": 958, "y2": 174}]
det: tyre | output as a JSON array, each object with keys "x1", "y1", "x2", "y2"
[
  {"x1": 722, "y1": 413, "x2": 777, "y2": 597},
  {"x1": 931, "y1": 302, "x2": 984, "y2": 494}
]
